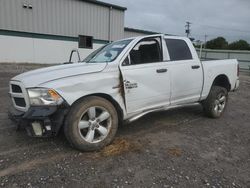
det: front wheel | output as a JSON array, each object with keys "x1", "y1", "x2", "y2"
[
  {"x1": 202, "y1": 86, "x2": 228, "y2": 118},
  {"x1": 64, "y1": 96, "x2": 118, "y2": 151}
]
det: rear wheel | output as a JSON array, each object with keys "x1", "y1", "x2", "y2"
[
  {"x1": 202, "y1": 86, "x2": 228, "y2": 118},
  {"x1": 64, "y1": 96, "x2": 118, "y2": 151}
]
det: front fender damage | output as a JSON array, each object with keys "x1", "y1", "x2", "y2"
[{"x1": 9, "y1": 103, "x2": 69, "y2": 137}]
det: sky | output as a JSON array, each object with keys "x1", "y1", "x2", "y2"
[{"x1": 103, "y1": 0, "x2": 250, "y2": 43}]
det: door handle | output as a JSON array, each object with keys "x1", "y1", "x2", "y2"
[
  {"x1": 156, "y1": 69, "x2": 168, "y2": 73},
  {"x1": 192, "y1": 65, "x2": 200, "y2": 69}
]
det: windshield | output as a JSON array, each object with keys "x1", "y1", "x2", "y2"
[{"x1": 84, "y1": 39, "x2": 132, "y2": 63}]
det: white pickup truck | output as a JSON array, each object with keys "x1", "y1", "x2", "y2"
[{"x1": 9, "y1": 34, "x2": 239, "y2": 151}]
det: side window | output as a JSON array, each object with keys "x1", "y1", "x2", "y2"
[
  {"x1": 165, "y1": 39, "x2": 193, "y2": 61},
  {"x1": 122, "y1": 56, "x2": 130, "y2": 66},
  {"x1": 128, "y1": 38, "x2": 162, "y2": 65}
]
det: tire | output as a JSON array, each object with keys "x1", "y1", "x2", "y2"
[
  {"x1": 64, "y1": 96, "x2": 118, "y2": 151},
  {"x1": 202, "y1": 86, "x2": 228, "y2": 118}
]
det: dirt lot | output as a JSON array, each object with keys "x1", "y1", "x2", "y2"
[{"x1": 0, "y1": 64, "x2": 249, "y2": 188}]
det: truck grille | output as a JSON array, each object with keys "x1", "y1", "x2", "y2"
[
  {"x1": 9, "y1": 81, "x2": 29, "y2": 111},
  {"x1": 11, "y1": 84, "x2": 22, "y2": 93},
  {"x1": 13, "y1": 97, "x2": 26, "y2": 107}
]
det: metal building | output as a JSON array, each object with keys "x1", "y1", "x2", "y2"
[
  {"x1": 0, "y1": 0, "x2": 127, "y2": 63},
  {"x1": 0, "y1": 0, "x2": 126, "y2": 41},
  {"x1": 0, "y1": 0, "x2": 158, "y2": 64},
  {"x1": 124, "y1": 27, "x2": 158, "y2": 38}
]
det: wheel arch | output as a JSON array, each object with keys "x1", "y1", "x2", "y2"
[
  {"x1": 212, "y1": 74, "x2": 231, "y2": 91},
  {"x1": 71, "y1": 93, "x2": 124, "y2": 125}
]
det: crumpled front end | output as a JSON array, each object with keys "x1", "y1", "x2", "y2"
[{"x1": 8, "y1": 80, "x2": 69, "y2": 137}]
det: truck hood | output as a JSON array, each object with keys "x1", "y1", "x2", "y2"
[{"x1": 11, "y1": 63, "x2": 107, "y2": 87}]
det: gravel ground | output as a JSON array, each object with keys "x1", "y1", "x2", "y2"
[{"x1": 0, "y1": 64, "x2": 249, "y2": 188}]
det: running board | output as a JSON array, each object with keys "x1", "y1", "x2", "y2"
[{"x1": 126, "y1": 103, "x2": 200, "y2": 123}]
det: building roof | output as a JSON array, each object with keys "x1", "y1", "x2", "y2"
[
  {"x1": 124, "y1": 27, "x2": 173, "y2": 36},
  {"x1": 81, "y1": 0, "x2": 127, "y2": 11},
  {"x1": 124, "y1": 27, "x2": 159, "y2": 35}
]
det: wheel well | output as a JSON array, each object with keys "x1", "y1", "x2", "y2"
[
  {"x1": 72, "y1": 93, "x2": 124, "y2": 125},
  {"x1": 212, "y1": 75, "x2": 231, "y2": 91}
]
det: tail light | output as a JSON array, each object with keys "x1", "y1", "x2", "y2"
[{"x1": 237, "y1": 63, "x2": 239, "y2": 77}]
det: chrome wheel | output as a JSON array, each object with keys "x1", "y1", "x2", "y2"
[
  {"x1": 214, "y1": 93, "x2": 226, "y2": 116},
  {"x1": 202, "y1": 86, "x2": 228, "y2": 119},
  {"x1": 78, "y1": 106, "x2": 112, "y2": 144}
]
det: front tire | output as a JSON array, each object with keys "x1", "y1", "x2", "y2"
[
  {"x1": 64, "y1": 96, "x2": 118, "y2": 151},
  {"x1": 202, "y1": 86, "x2": 228, "y2": 118}
]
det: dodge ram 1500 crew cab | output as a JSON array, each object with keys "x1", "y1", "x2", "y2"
[{"x1": 9, "y1": 34, "x2": 240, "y2": 151}]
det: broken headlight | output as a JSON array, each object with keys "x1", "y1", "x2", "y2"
[{"x1": 27, "y1": 88, "x2": 64, "y2": 106}]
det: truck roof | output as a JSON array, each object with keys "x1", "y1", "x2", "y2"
[{"x1": 123, "y1": 34, "x2": 188, "y2": 42}]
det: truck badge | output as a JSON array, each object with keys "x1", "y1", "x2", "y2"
[{"x1": 124, "y1": 80, "x2": 138, "y2": 89}]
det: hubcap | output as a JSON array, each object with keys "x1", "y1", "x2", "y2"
[
  {"x1": 214, "y1": 93, "x2": 226, "y2": 115},
  {"x1": 78, "y1": 106, "x2": 111, "y2": 143}
]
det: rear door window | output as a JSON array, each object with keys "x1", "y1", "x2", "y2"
[{"x1": 165, "y1": 39, "x2": 193, "y2": 61}]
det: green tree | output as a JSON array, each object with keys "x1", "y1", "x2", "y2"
[
  {"x1": 206, "y1": 37, "x2": 228, "y2": 49},
  {"x1": 228, "y1": 40, "x2": 250, "y2": 50}
]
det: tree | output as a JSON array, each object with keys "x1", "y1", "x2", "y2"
[
  {"x1": 228, "y1": 40, "x2": 250, "y2": 50},
  {"x1": 205, "y1": 37, "x2": 228, "y2": 49}
]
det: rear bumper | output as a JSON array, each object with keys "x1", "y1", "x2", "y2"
[
  {"x1": 8, "y1": 104, "x2": 69, "y2": 137},
  {"x1": 233, "y1": 79, "x2": 240, "y2": 91}
]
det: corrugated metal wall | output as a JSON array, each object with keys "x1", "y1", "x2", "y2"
[
  {"x1": 0, "y1": 0, "x2": 34, "y2": 33},
  {"x1": 0, "y1": 0, "x2": 125, "y2": 41},
  {"x1": 110, "y1": 9, "x2": 124, "y2": 41},
  {"x1": 124, "y1": 30, "x2": 149, "y2": 38}
]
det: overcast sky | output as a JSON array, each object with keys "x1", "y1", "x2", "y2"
[{"x1": 103, "y1": 0, "x2": 250, "y2": 43}]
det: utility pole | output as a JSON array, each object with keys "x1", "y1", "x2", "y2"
[
  {"x1": 204, "y1": 34, "x2": 208, "y2": 49},
  {"x1": 185, "y1": 21, "x2": 191, "y2": 38}
]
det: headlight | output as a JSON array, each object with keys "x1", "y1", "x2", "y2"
[{"x1": 27, "y1": 88, "x2": 64, "y2": 106}]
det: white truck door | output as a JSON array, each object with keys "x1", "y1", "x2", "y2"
[
  {"x1": 165, "y1": 38, "x2": 203, "y2": 105},
  {"x1": 120, "y1": 37, "x2": 171, "y2": 114}
]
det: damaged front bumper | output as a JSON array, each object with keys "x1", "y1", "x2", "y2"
[{"x1": 8, "y1": 104, "x2": 69, "y2": 137}]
